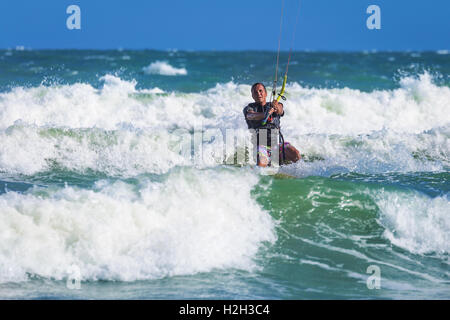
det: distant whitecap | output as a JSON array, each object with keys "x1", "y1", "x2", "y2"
[{"x1": 143, "y1": 61, "x2": 187, "y2": 76}]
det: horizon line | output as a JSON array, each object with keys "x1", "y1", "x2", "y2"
[{"x1": 1, "y1": 47, "x2": 449, "y2": 53}]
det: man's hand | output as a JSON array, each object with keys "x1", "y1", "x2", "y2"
[{"x1": 270, "y1": 100, "x2": 283, "y2": 115}]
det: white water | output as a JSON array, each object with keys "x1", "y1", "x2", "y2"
[
  {"x1": 0, "y1": 73, "x2": 448, "y2": 176},
  {"x1": 0, "y1": 168, "x2": 275, "y2": 283},
  {"x1": 0, "y1": 73, "x2": 448, "y2": 285},
  {"x1": 1, "y1": 73, "x2": 448, "y2": 132},
  {"x1": 143, "y1": 61, "x2": 187, "y2": 76},
  {"x1": 373, "y1": 190, "x2": 450, "y2": 255}
]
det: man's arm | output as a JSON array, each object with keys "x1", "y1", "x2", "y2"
[
  {"x1": 244, "y1": 105, "x2": 266, "y2": 121},
  {"x1": 245, "y1": 110, "x2": 266, "y2": 121}
]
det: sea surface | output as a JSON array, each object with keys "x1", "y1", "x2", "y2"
[{"x1": 0, "y1": 49, "x2": 449, "y2": 299}]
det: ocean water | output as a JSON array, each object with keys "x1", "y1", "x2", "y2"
[{"x1": 0, "y1": 49, "x2": 449, "y2": 299}]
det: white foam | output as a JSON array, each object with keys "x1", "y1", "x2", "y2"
[
  {"x1": 0, "y1": 73, "x2": 448, "y2": 176},
  {"x1": 281, "y1": 125, "x2": 449, "y2": 177},
  {"x1": 0, "y1": 168, "x2": 275, "y2": 282},
  {"x1": 143, "y1": 61, "x2": 187, "y2": 76},
  {"x1": 1, "y1": 72, "x2": 447, "y2": 133},
  {"x1": 282, "y1": 72, "x2": 450, "y2": 136},
  {"x1": 0, "y1": 124, "x2": 195, "y2": 176},
  {"x1": 142, "y1": 87, "x2": 165, "y2": 94},
  {"x1": 373, "y1": 190, "x2": 450, "y2": 255}
]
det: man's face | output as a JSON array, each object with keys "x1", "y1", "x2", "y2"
[{"x1": 252, "y1": 84, "x2": 267, "y2": 105}]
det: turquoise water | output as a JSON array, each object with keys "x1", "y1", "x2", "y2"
[
  {"x1": 0, "y1": 49, "x2": 449, "y2": 299},
  {"x1": 1, "y1": 50, "x2": 449, "y2": 92}
]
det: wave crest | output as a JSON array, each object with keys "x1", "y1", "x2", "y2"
[{"x1": 142, "y1": 61, "x2": 187, "y2": 76}]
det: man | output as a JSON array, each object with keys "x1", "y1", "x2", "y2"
[{"x1": 243, "y1": 83, "x2": 301, "y2": 167}]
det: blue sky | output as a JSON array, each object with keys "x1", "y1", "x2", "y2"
[{"x1": 0, "y1": 0, "x2": 449, "y2": 51}]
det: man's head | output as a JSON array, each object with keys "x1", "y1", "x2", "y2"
[{"x1": 251, "y1": 83, "x2": 267, "y2": 105}]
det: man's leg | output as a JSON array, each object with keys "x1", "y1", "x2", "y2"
[
  {"x1": 285, "y1": 144, "x2": 301, "y2": 162},
  {"x1": 257, "y1": 145, "x2": 270, "y2": 167},
  {"x1": 280, "y1": 142, "x2": 301, "y2": 163}
]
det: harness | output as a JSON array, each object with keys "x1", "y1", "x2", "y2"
[
  {"x1": 255, "y1": 128, "x2": 286, "y2": 165},
  {"x1": 254, "y1": 102, "x2": 286, "y2": 166}
]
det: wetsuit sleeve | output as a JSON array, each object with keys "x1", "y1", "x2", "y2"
[{"x1": 243, "y1": 104, "x2": 254, "y2": 118}]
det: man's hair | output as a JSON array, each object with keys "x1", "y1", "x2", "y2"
[{"x1": 251, "y1": 82, "x2": 267, "y2": 93}]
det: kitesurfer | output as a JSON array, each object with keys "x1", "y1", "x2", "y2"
[{"x1": 243, "y1": 83, "x2": 301, "y2": 167}]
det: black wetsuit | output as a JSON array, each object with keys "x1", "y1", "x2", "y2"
[
  {"x1": 242, "y1": 102, "x2": 284, "y2": 130},
  {"x1": 243, "y1": 102, "x2": 286, "y2": 164}
]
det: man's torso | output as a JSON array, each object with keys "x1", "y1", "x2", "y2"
[{"x1": 243, "y1": 102, "x2": 282, "y2": 130}]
